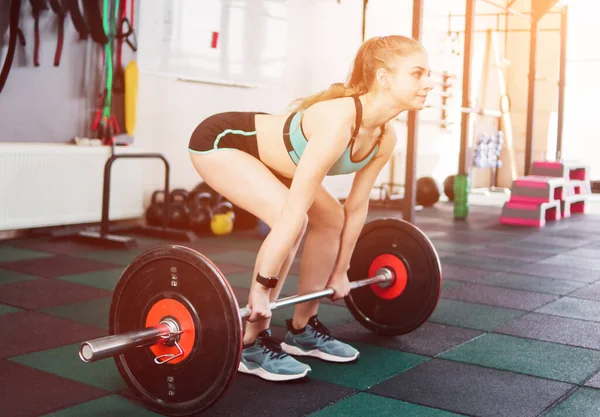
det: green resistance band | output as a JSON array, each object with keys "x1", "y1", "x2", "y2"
[{"x1": 102, "y1": 0, "x2": 121, "y2": 123}]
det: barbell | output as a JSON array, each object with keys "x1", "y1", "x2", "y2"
[{"x1": 77, "y1": 218, "x2": 442, "y2": 416}]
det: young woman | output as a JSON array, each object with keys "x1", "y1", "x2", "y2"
[{"x1": 188, "y1": 35, "x2": 433, "y2": 381}]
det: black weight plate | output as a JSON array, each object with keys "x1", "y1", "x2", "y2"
[
  {"x1": 110, "y1": 245, "x2": 242, "y2": 416},
  {"x1": 345, "y1": 218, "x2": 442, "y2": 336}
]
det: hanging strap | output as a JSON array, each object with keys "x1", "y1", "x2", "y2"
[
  {"x1": 30, "y1": 0, "x2": 48, "y2": 67},
  {"x1": 84, "y1": 0, "x2": 108, "y2": 45},
  {"x1": 63, "y1": 0, "x2": 89, "y2": 39},
  {"x1": 48, "y1": 0, "x2": 66, "y2": 66},
  {"x1": 0, "y1": 0, "x2": 22, "y2": 93}
]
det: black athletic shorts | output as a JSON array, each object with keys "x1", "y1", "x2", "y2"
[{"x1": 188, "y1": 112, "x2": 267, "y2": 159}]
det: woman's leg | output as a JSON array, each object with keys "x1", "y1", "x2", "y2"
[
  {"x1": 291, "y1": 185, "x2": 345, "y2": 329},
  {"x1": 189, "y1": 151, "x2": 307, "y2": 343},
  {"x1": 243, "y1": 221, "x2": 306, "y2": 343},
  {"x1": 280, "y1": 184, "x2": 360, "y2": 362}
]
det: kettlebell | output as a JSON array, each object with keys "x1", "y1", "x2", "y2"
[
  {"x1": 189, "y1": 191, "x2": 213, "y2": 235},
  {"x1": 169, "y1": 189, "x2": 191, "y2": 229},
  {"x1": 210, "y1": 201, "x2": 235, "y2": 236},
  {"x1": 146, "y1": 190, "x2": 166, "y2": 226},
  {"x1": 190, "y1": 181, "x2": 221, "y2": 206}
]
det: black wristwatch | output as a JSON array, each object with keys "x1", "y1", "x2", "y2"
[{"x1": 256, "y1": 273, "x2": 278, "y2": 289}]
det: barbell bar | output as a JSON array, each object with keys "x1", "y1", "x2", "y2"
[{"x1": 79, "y1": 268, "x2": 394, "y2": 364}]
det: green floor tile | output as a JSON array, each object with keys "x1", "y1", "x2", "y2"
[
  {"x1": 74, "y1": 249, "x2": 146, "y2": 266},
  {"x1": 194, "y1": 233, "x2": 261, "y2": 244},
  {"x1": 310, "y1": 392, "x2": 466, "y2": 416},
  {"x1": 131, "y1": 235, "x2": 176, "y2": 247},
  {"x1": 270, "y1": 303, "x2": 355, "y2": 328},
  {"x1": 39, "y1": 394, "x2": 164, "y2": 417},
  {"x1": 280, "y1": 274, "x2": 300, "y2": 295},
  {"x1": 0, "y1": 268, "x2": 38, "y2": 285},
  {"x1": 544, "y1": 387, "x2": 600, "y2": 417},
  {"x1": 302, "y1": 342, "x2": 429, "y2": 390},
  {"x1": 536, "y1": 297, "x2": 600, "y2": 322},
  {"x1": 441, "y1": 333, "x2": 600, "y2": 384},
  {"x1": 40, "y1": 297, "x2": 112, "y2": 329},
  {"x1": 429, "y1": 299, "x2": 526, "y2": 331},
  {"x1": 10, "y1": 343, "x2": 126, "y2": 392},
  {"x1": 442, "y1": 279, "x2": 465, "y2": 292},
  {"x1": 0, "y1": 303, "x2": 21, "y2": 316},
  {"x1": 441, "y1": 254, "x2": 524, "y2": 271},
  {"x1": 209, "y1": 249, "x2": 259, "y2": 267},
  {"x1": 57, "y1": 268, "x2": 124, "y2": 291},
  {"x1": 431, "y1": 240, "x2": 483, "y2": 253},
  {"x1": 226, "y1": 270, "x2": 254, "y2": 288},
  {"x1": 481, "y1": 273, "x2": 586, "y2": 296},
  {"x1": 213, "y1": 236, "x2": 262, "y2": 251},
  {"x1": 0, "y1": 245, "x2": 52, "y2": 262}
]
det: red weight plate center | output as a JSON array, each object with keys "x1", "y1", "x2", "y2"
[
  {"x1": 145, "y1": 298, "x2": 195, "y2": 364},
  {"x1": 368, "y1": 254, "x2": 408, "y2": 299}
]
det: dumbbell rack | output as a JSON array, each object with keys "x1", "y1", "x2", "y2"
[
  {"x1": 471, "y1": 132, "x2": 510, "y2": 196},
  {"x1": 74, "y1": 153, "x2": 196, "y2": 248}
]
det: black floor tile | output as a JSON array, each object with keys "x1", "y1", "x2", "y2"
[
  {"x1": 0, "y1": 360, "x2": 109, "y2": 417},
  {"x1": 569, "y1": 281, "x2": 600, "y2": 301},
  {"x1": 0, "y1": 254, "x2": 118, "y2": 278},
  {"x1": 506, "y1": 263, "x2": 600, "y2": 283},
  {"x1": 121, "y1": 376, "x2": 356, "y2": 417},
  {"x1": 330, "y1": 320, "x2": 483, "y2": 357},
  {"x1": 494, "y1": 312, "x2": 600, "y2": 350},
  {"x1": 586, "y1": 372, "x2": 600, "y2": 389},
  {"x1": 0, "y1": 278, "x2": 111, "y2": 310},
  {"x1": 0, "y1": 310, "x2": 106, "y2": 358},
  {"x1": 539, "y1": 254, "x2": 600, "y2": 271},
  {"x1": 441, "y1": 254, "x2": 528, "y2": 272},
  {"x1": 440, "y1": 264, "x2": 498, "y2": 282},
  {"x1": 442, "y1": 283, "x2": 558, "y2": 311},
  {"x1": 465, "y1": 244, "x2": 553, "y2": 262},
  {"x1": 368, "y1": 359, "x2": 574, "y2": 417}
]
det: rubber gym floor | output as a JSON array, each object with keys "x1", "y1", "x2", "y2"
[{"x1": 2, "y1": 201, "x2": 600, "y2": 417}]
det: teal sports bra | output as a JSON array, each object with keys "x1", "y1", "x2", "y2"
[{"x1": 282, "y1": 96, "x2": 382, "y2": 176}]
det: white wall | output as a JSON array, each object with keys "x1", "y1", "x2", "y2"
[{"x1": 560, "y1": 2, "x2": 600, "y2": 178}]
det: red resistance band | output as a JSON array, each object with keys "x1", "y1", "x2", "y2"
[
  {"x1": 30, "y1": 0, "x2": 47, "y2": 67},
  {"x1": 48, "y1": 0, "x2": 65, "y2": 66}
]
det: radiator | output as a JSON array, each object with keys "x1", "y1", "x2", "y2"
[{"x1": 0, "y1": 144, "x2": 146, "y2": 231}]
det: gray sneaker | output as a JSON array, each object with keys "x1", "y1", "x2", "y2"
[
  {"x1": 238, "y1": 329, "x2": 311, "y2": 381},
  {"x1": 281, "y1": 315, "x2": 360, "y2": 363}
]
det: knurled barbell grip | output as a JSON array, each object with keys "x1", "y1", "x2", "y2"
[{"x1": 239, "y1": 269, "x2": 393, "y2": 319}]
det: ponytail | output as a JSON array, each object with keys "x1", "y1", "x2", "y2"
[
  {"x1": 289, "y1": 83, "x2": 366, "y2": 112},
  {"x1": 289, "y1": 35, "x2": 424, "y2": 112}
]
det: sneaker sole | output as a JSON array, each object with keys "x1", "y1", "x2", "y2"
[
  {"x1": 280, "y1": 342, "x2": 360, "y2": 363},
  {"x1": 238, "y1": 361, "x2": 311, "y2": 381}
]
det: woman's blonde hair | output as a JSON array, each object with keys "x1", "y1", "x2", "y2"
[{"x1": 290, "y1": 35, "x2": 425, "y2": 112}]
